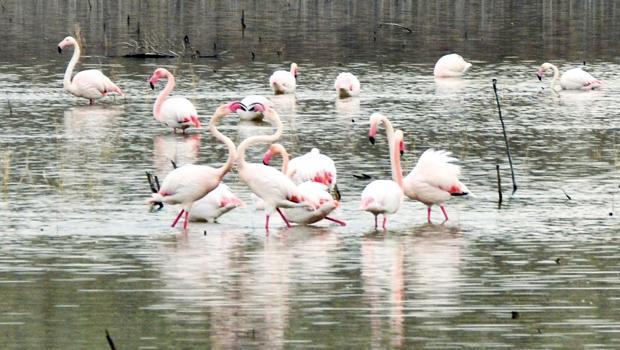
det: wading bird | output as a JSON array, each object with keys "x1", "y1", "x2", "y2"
[
  {"x1": 536, "y1": 62, "x2": 601, "y2": 91},
  {"x1": 148, "y1": 68, "x2": 201, "y2": 132},
  {"x1": 433, "y1": 53, "x2": 472, "y2": 78},
  {"x1": 269, "y1": 63, "x2": 298, "y2": 94}
]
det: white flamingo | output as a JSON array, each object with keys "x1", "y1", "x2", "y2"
[
  {"x1": 334, "y1": 72, "x2": 361, "y2": 98},
  {"x1": 146, "y1": 102, "x2": 240, "y2": 229},
  {"x1": 269, "y1": 63, "x2": 298, "y2": 94},
  {"x1": 57, "y1": 36, "x2": 124, "y2": 105},
  {"x1": 361, "y1": 114, "x2": 405, "y2": 229},
  {"x1": 259, "y1": 143, "x2": 345, "y2": 226},
  {"x1": 369, "y1": 114, "x2": 471, "y2": 223},
  {"x1": 189, "y1": 183, "x2": 244, "y2": 222},
  {"x1": 433, "y1": 53, "x2": 472, "y2": 78},
  {"x1": 148, "y1": 68, "x2": 201, "y2": 132},
  {"x1": 536, "y1": 62, "x2": 602, "y2": 90},
  {"x1": 235, "y1": 106, "x2": 316, "y2": 230},
  {"x1": 236, "y1": 95, "x2": 273, "y2": 121}
]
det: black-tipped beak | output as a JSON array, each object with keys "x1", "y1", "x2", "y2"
[
  {"x1": 149, "y1": 82, "x2": 155, "y2": 90},
  {"x1": 369, "y1": 136, "x2": 375, "y2": 145},
  {"x1": 262, "y1": 160, "x2": 268, "y2": 165},
  {"x1": 400, "y1": 150, "x2": 404, "y2": 156},
  {"x1": 57, "y1": 46, "x2": 62, "y2": 54},
  {"x1": 537, "y1": 74, "x2": 542, "y2": 81}
]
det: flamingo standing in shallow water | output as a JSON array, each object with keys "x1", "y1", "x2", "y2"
[
  {"x1": 369, "y1": 114, "x2": 471, "y2": 223},
  {"x1": 236, "y1": 106, "x2": 316, "y2": 230},
  {"x1": 536, "y1": 62, "x2": 602, "y2": 90},
  {"x1": 269, "y1": 63, "x2": 298, "y2": 95},
  {"x1": 334, "y1": 72, "x2": 361, "y2": 98},
  {"x1": 57, "y1": 36, "x2": 124, "y2": 105},
  {"x1": 433, "y1": 53, "x2": 472, "y2": 78},
  {"x1": 361, "y1": 114, "x2": 405, "y2": 229},
  {"x1": 149, "y1": 68, "x2": 202, "y2": 132},
  {"x1": 146, "y1": 102, "x2": 240, "y2": 229},
  {"x1": 260, "y1": 143, "x2": 345, "y2": 226}
]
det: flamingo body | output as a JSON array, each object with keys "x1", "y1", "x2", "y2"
[
  {"x1": 237, "y1": 95, "x2": 273, "y2": 121},
  {"x1": 287, "y1": 148, "x2": 338, "y2": 190},
  {"x1": 189, "y1": 183, "x2": 243, "y2": 222},
  {"x1": 360, "y1": 180, "x2": 404, "y2": 218},
  {"x1": 269, "y1": 63, "x2": 298, "y2": 94},
  {"x1": 537, "y1": 63, "x2": 602, "y2": 91},
  {"x1": 149, "y1": 68, "x2": 201, "y2": 132},
  {"x1": 148, "y1": 164, "x2": 221, "y2": 211},
  {"x1": 58, "y1": 36, "x2": 124, "y2": 104},
  {"x1": 334, "y1": 72, "x2": 361, "y2": 98},
  {"x1": 433, "y1": 53, "x2": 472, "y2": 78}
]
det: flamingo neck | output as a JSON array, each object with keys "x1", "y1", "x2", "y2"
[
  {"x1": 549, "y1": 64, "x2": 560, "y2": 90},
  {"x1": 154, "y1": 72, "x2": 175, "y2": 121},
  {"x1": 209, "y1": 112, "x2": 237, "y2": 181},
  {"x1": 237, "y1": 117, "x2": 283, "y2": 169},
  {"x1": 63, "y1": 41, "x2": 81, "y2": 92},
  {"x1": 375, "y1": 115, "x2": 400, "y2": 183},
  {"x1": 391, "y1": 139, "x2": 404, "y2": 187},
  {"x1": 273, "y1": 144, "x2": 290, "y2": 173}
]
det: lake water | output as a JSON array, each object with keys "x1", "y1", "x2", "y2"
[{"x1": 1, "y1": 0, "x2": 620, "y2": 348}]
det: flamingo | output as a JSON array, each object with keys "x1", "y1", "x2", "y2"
[
  {"x1": 236, "y1": 95, "x2": 273, "y2": 121},
  {"x1": 361, "y1": 114, "x2": 405, "y2": 229},
  {"x1": 369, "y1": 114, "x2": 471, "y2": 223},
  {"x1": 269, "y1": 63, "x2": 298, "y2": 95},
  {"x1": 146, "y1": 102, "x2": 240, "y2": 229},
  {"x1": 189, "y1": 183, "x2": 244, "y2": 222},
  {"x1": 57, "y1": 36, "x2": 124, "y2": 105},
  {"x1": 235, "y1": 106, "x2": 316, "y2": 230},
  {"x1": 334, "y1": 72, "x2": 361, "y2": 98},
  {"x1": 260, "y1": 143, "x2": 345, "y2": 226},
  {"x1": 433, "y1": 53, "x2": 472, "y2": 78},
  {"x1": 536, "y1": 62, "x2": 602, "y2": 90},
  {"x1": 263, "y1": 145, "x2": 340, "y2": 199},
  {"x1": 148, "y1": 68, "x2": 201, "y2": 132}
]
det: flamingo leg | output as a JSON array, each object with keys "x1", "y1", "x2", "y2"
[
  {"x1": 89, "y1": 99, "x2": 94, "y2": 105},
  {"x1": 183, "y1": 210, "x2": 190, "y2": 229},
  {"x1": 265, "y1": 214, "x2": 270, "y2": 230},
  {"x1": 325, "y1": 216, "x2": 346, "y2": 226},
  {"x1": 276, "y1": 208, "x2": 292, "y2": 228},
  {"x1": 171, "y1": 209, "x2": 185, "y2": 227},
  {"x1": 427, "y1": 207, "x2": 432, "y2": 223},
  {"x1": 382, "y1": 216, "x2": 387, "y2": 229},
  {"x1": 374, "y1": 215, "x2": 378, "y2": 229},
  {"x1": 440, "y1": 206, "x2": 449, "y2": 221}
]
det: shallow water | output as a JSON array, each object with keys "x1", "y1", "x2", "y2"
[{"x1": 1, "y1": 1, "x2": 620, "y2": 349}]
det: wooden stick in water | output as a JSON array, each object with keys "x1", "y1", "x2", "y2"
[
  {"x1": 492, "y1": 79, "x2": 518, "y2": 194},
  {"x1": 496, "y1": 164, "x2": 503, "y2": 207}
]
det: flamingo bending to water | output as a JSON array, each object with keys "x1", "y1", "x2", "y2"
[
  {"x1": 269, "y1": 63, "x2": 298, "y2": 95},
  {"x1": 369, "y1": 114, "x2": 471, "y2": 223},
  {"x1": 334, "y1": 72, "x2": 361, "y2": 98},
  {"x1": 236, "y1": 106, "x2": 317, "y2": 230},
  {"x1": 146, "y1": 102, "x2": 240, "y2": 229},
  {"x1": 236, "y1": 95, "x2": 273, "y2": 121},
  {"x1": 57, "y1": 36, "x2": 124, "y2": 105},
  {"x1": 433, "y1": 53, "x2": 472, "y2": 78},
  {"x1": 536, "y1": 62, "x2": 601, "y2": 90},
  {"x1": 260, "y1": 143, "x2": 345, "y2": 226},
  {"x1": 148, "y1": 68, "x2": 201, "y2": 132}
]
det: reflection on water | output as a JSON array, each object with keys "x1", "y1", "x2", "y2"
[{"x1": 1, "y1": 0, "x2": 620, "y2": 348}]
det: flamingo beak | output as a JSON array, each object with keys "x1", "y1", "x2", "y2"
[
  {"x1": 149, "y1": 82, "x2": 155, "y2": 90},
  {"x1": 537, "y1": 74, "x2": 542, "y2": 81},
  {"x1": 57, "y1": 46, "x2": 62, "y2": 54},
  {"x1": 369, "y1": 136, "x2": 375, "y2": 145},
  {"x1": 400, "y1": 150, "x2": 404, "y2": 156}
]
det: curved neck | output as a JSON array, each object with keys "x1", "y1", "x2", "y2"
[
  {"x1": 237, "y1": 117, "x2": 283, "y2": 169},
  {"x1": 208, "y1": 113, "x2": 237, "y2": 180},
  {"x1": 549, "y1": 64, "x2": 560, "y2": 90},
  {"x1": 273, "y1": 145, "x2": 290, "y2": 173},
  {"x1": 375, "y1": 115, "x2": 400, "y2": 183},
  {"x1": 154, "y1": 72, "x2": 175, "y2": 121},
  {"x1": 64, "y1": 42, "x2": 81, "y2": 91}
]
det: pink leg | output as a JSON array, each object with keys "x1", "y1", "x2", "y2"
[
  {"x1": 325, "y1": 216, "x2": 346, "y2": 226},
  {"x1": 427, "y1": 207, "x2": 432, "y2": 223},
  {"x1": 382, "y1": 216, "x2": 387, "y2": 229},
  {"x1": 171, "y1": 209, "x2": 185, "y2": 227},
  {"x1": 265, "y1": 214, "x2": 270, "y2": 230},
  {"x1": 183, "y1": 210, "x2": 190, "y2": 229},
  {"x1": 276, "y1": 208, "x2": 292, "y2": 228},
  {"x1": 374, "y1": 215, "x2": 378, "y2": 229},
  {"x1": 440, "y1": 206, "x2": 449, "y2": 221}
]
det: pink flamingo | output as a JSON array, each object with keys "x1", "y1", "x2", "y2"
[
  {"x1": 148, "y1": 68, "x2": 201, "y2": 133},
  {"x1": 236, "y1": 106, "x2": 316, "y2": 230},
  {"x1": 57, "y1": 36, "x2": 124, "y2": 105},
  {"x1": 189, "y1": 183, "x2": 244, "y2": 222},
  {"x1": 261, "y1": 143, "x2": 345, "y2": 226},
  {"x1": 334, "y1": 72, "x2": 361, "y2": 98},
  {"x1": 146, "y1": 102, "x2": 240, "y2": 229},
  {"x1": 269, "y1": 63, "x2": 298, "y2": 95},
  {"x1": 536, "y1": 62, "x2": 602, "y2": 90},
  {"x1": 263, "y1": 145, "x2": 340, "y2": 199},
  {"x1": 361, "y1": 114, "x2": 405, "y2": 229},
  {"x1": 433, "y1": 53, "x2": 472, "y2": 78},
  {"x1": 369, "y1": 114, "x2": 471, "y2": 223}
]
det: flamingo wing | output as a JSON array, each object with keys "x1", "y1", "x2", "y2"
[
  {"x1": 157, "y1": 164, "x2": 219, "y2": 204},
  {"x1": 406, "y1": 149, "x2": 467, "y2": 194},
  {"x1": 433, "y1": 54, "x2": 472, "y2": 78},
  {"x1": 288, "y1": 148, "x2": 337, "y2": 188},
  {"x1": 242, "y1": 163, "x2": 306, "y2": 208},
  {"x1": 360, "y1": 180, "x2": 403, "y2": 214},
  {"x1": 561, "y1": 68, "x2": 601, "y2": 90}
]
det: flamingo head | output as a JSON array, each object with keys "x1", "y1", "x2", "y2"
[
  {"x1": 262, "y1": 143, "x2": 284, "y2": 165},
  {"x1": 368, "y1": 113, "x2": 383, "y2": 145},
  {"x1": 395, "y1": 130, "x2": 405, "y2": 156},
  {"x1": 290, "y1": 63, "x2": 299, "y2": 78},
  {"x1": 536, "y1": 62, "x2": 552, "y2": 81},
  {"x1": 57, "y1": 36, "x2": 77, "y2": 53},
  {"x1": 148, "y1": 68, "x2": 170, "y2": 89},
  {"x1": 227, "y1": 101, "x2": 244, "y2": 112}
]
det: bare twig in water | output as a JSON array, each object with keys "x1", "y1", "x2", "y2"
[
  {"x1": 353, "y1": 173, "x2": 372, "y2": 180},
  {"x1": 105, "y1": 329, "x2": 116, "y2": 350},
  {"x1": 377, "y1": 22, "x2": 413, "y2": 33},
  {"x1": 496, "y1": 165, "x2": 503, "y2": 207},
  {"x1": 241, "y1": 10, "x2": 247, "y2": 30},
  {"x1": 561, "y1": 188, "x2": 571, "y2": 200},
  {"x1": 492, "y1": 79, "x2": 518, "y2": 194}
]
